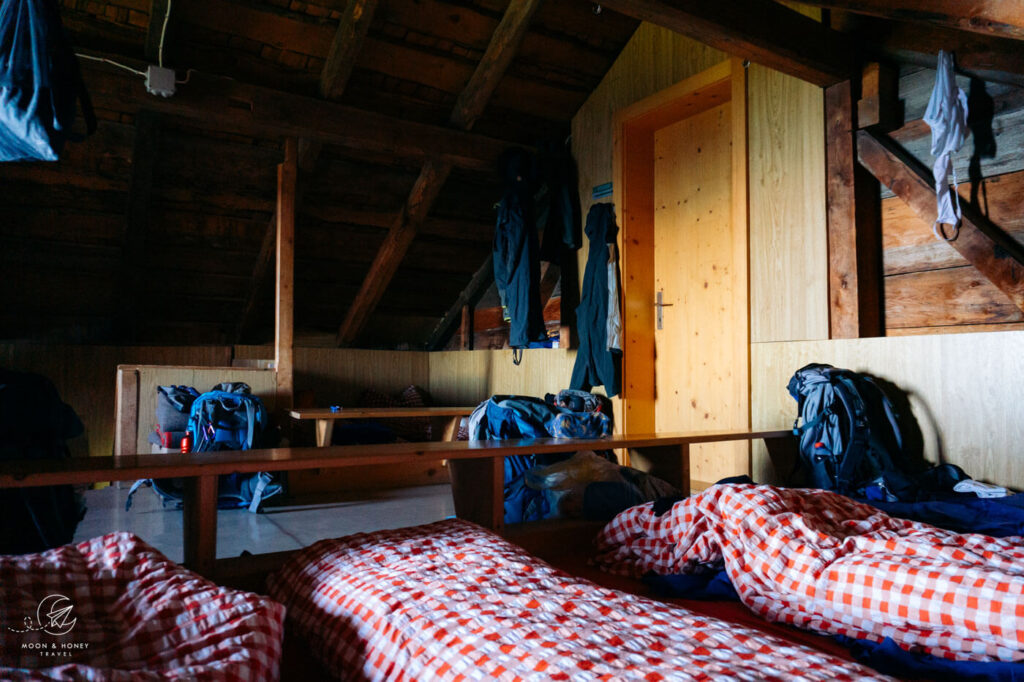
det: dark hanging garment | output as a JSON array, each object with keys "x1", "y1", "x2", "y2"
[
  {"x1": 570, "y1": 203, "x2": 622, "y2": 397},
  {"x1": 0, "y1": 0, "x2": 96, "y2": 162},
  {"x1": 493, "y1": 148, "x2": 547, "y2": 350},
  {"x1": 536, "y1": 139, "x2": 583, "y2": 262}
]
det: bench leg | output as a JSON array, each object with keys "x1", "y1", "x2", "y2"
[
  {"x1": 315, "y1": 419, "x2": 335, "y2": 447},
  {"x1": 183, "y1": 474, "x2": 218, "y2": 576},
  {"x1": 448, "y1": 457, "x2": 504, "y2": 532},
  {"x1": 441, "y1": 416, "x2": 461, "y2": 442}
]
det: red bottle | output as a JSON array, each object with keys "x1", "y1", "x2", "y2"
[{"x1": 181, "y1": 431, "x2": 192, "y2": 454}]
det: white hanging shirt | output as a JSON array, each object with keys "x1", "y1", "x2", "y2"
[{"x1": 922, "y1": 50, "x2": 969, "y2": 240}]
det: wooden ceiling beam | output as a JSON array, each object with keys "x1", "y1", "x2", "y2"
[
  {"x1": 594, "y1": 0, "x2": 853, "y2": 86},
  {"x1": 857, "y1": 129, "x2": 1024, "y2": 313},
  {"x1": 81, "y1": 58, "x2": 508, "y2": 172},
  {"x1": 336, "y1": 0, "x2": 543, "y2": 346},
  {"x1": 834, "y1": 14, "x2": 1024, "y2": 87},
  {"x1": 802, "y1": 1, "x2": 1024, "y2": 42},
  {"x1": 426, "y1": 256, "x2": 495, "y2": 350}
]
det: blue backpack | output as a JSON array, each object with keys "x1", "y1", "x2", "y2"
[
  {"x1": 188, "y1": 383, "x2": 267, "y2": 452},
  {"x1": 127, "y1": 383, "x2": 281, "y2": 513},
  {"x1": 788, "y1": 364, "x2": 913, "y2": 500}
]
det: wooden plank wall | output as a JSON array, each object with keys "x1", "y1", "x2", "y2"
[
  {"x1": 882, "y1": 68, "x2": 1024, "y2": 335},
  {"x1": 1, "y1": 344, "x2": 231, "y2": 460},
  {"x1": 751, "y1": 332, "x2": 1024, "y2": 489}
]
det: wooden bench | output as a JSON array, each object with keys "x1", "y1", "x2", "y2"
[
  {"x1": 288, "y1": 406, "x2": 477, "y2": 446},
  {"x1": 0, "y1": 429, "x2": 793, "y2": 578}
]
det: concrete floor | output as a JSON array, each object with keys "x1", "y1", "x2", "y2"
[{"x1": 73, "y1": 483, "x2": 455, "y2": 563}]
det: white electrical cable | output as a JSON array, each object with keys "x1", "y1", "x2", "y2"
[
  {"x1": 76, "y1": 53, "x2": 147, "y2": 77},
  {"x1": 158, "y1": 0, "x2": 173, "y2": 68}
]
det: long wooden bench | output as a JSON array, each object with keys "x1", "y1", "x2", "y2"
[{"x1": 0, "y1": 429, "x2": 793, "y2": 578}]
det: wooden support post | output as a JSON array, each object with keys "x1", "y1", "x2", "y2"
[
  {"x1": 442, "y1": 416, "x2": 461, "y2": 442},
  {"x1": 857, "y1": 62, "x2": 899, "y2": 132},
  {"x1": 857, "y1": 129, "x2": 1024, "y2": 313},
  {"x1": 826, "y1": 80, "x2": 883, "y2": 338},
  {"x1": 114, "y1": 367, "x2": 139, "y2": 461},
  {"x1": 275, "y1": 138, "x2": 297, "y2": 409},
  {"x1": 182, "y1": 474, "x2": 217, "y2": 576},
  {"x1": 448, "y1": 457, "x2": 504, "y2": 531},
  {"x1": 459, "y1": 305, "x2": 473, "y2": 350},
  {"x1": 315, "y1": 420, "x2": 335, "y2": 448}
]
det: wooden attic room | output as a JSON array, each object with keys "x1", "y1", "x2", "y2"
[{"x1": 2, "y1": 0, "x2": 1024, "y2": 679}]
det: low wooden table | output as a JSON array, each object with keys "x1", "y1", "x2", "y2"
[
  {"x1": 288, "y1": 406, "x2": 478, "y2": 446},
  {"x1": 0, "y1": 429, "x2": 793, "y2": 578}
]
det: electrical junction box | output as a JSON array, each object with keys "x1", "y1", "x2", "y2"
[{"x1": 145, "y1": 65, "x2": 176, "y2": 97}]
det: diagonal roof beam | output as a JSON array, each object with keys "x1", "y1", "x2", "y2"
[
  {"x1": 801, "y1": 1, "x2": 1024, "y2": 42},
  {"x1": 237, "y1": 0, "x2": 378, "y2": 343},
  {"x1": 336, "y1": 0, "x2": 543, "y2": 346},
  {"x1": 594, "y1": 0, "x2": 853, "y2": 86},
  {"x1": 857, "y1": 129, "x2": 1024, "y2": 313}
]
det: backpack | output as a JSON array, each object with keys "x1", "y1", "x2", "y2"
[
  {"x1": 188, "y1": 382, "x2": 267, "y2": 452},
  {"x1": 0, "y1": 0, "x2": 97, "y2": 161},
  {"x1": 127, "y1": 383, "x2": 281, "y2": 513},
  {"x1": 787, "y1": 364, "x2": 913, "y2": 500},
  {"x1": 0, "y1": 369, "x2": 86, "y2": 553}
]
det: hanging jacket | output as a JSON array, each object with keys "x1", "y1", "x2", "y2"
[
  {"x1": 570, "y1": 203, "x2": 622, "y2": 397},
  {"x1": 923, "y1": 50, "x2": 969, "y2": 240},
  {"x1": 493, "y1": 148, "x2": 547, "y2": 349}
]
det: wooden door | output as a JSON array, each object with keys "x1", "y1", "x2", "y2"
[
  {"x1": 653, "y1": 102, "x2": 747, "y2": 486},
  {"x1": 615, "y1": 60, "x2": 749, "y2": 489}
]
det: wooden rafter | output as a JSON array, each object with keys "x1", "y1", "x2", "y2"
[
  {"x1": 336, "y1": 0, "x2": 543, "y2": 346},
  {"x1": 856, "y1": 130, "x2": 1024, "y2": 313},
  {"x1": 593, "y1": 0, "x2": 852, "y2": 86},
  {"x1": 237, "y1": 0, "x2": 378, "y2": 342},
  {"x1": 426, "y1": 257, "x2": 494, "y2": 350},
  {"x1": 297, "y1": 0, "x2": 379, "y2": 172},
  {"x1": 802, "y1": 1, "x2": 1024, "y2": 42},
  {"x1": 81, "y1": 59, "x2": 508, "y2": 172}
]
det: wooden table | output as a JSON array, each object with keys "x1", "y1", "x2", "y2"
[
  {"x1": 0, "y1": 429, "x2": 793, "y2": 578},
  {"x1": 288, "y1": 406, "x2": 478, "y2": 446}
]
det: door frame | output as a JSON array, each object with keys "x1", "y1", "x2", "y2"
[{"x1": 613, "y1": 58, "x2": 749, "y2": 438}]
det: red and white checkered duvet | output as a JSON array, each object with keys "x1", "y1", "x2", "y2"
[
  {"x1": 267, "y1": 518, "x2": 889, "y2": 681},
  {"x1": 595, "y1": 484, "x2": 1024, "y2": 663},
  {"x1": 0, "y1": 532, "x2": 285, "y2": 681}
]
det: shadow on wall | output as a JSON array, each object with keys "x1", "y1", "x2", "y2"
[{"x1": 864, "y1": 374, "x2": 942, "y2": 471}]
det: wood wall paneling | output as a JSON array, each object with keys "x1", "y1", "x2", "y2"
[
  {"x1": 751, "y1": 333, "x2": 1024, "y2": 490},
  {"x1": 0, "y1": 345, "x2": 232, "y2": 462},
  {"x1": 748, "y1": 64, "x2": 829, "y2": 343}
]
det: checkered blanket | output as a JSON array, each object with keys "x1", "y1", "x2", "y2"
[
  {"x1": 0, "y1": 532, "x2": 284, "y2": 681},
  {"x1": 595, "y1": 484, "x2": 1024, "y2": 662},
  {"x1": 268, "y1": 518, "x2": 888, "y2": 681}
]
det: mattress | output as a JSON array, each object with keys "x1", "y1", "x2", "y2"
[
  {"x1": 0, "y1": 532, "x2": 285, "y2": 681},
  {"x1": 595, "y1": 483, "x2": 1024, "y2": 662},
  {"x1": 267, "y1": 518, "x2": 888, "y2": 681}
]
